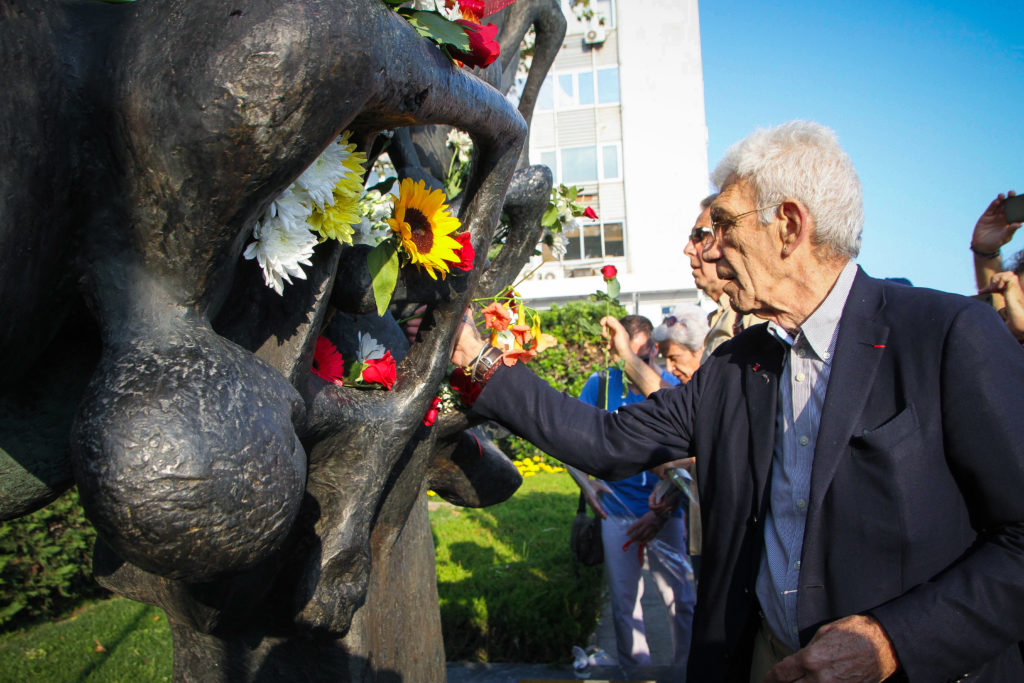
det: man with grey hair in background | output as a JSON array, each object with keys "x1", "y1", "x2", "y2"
[
  {"x1": 452, "y1": 120, "x2": 1024, "y2": 681},
  {"x1": 687, "y1": 194, "x2": 764, "y2": 360}
]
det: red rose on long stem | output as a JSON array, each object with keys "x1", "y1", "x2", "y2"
[
  {"x1": 312, "y1": 336, "x2": 345, "y2": 385},
  {"x1": 452, "y1": 20, "x2": 500, "y2": 68},
  {"x1": 362, "y1": 350, "x2": 397, "y2": 390},
  {"x1": 452, "y1": 232, "x2": 475, "y2": 271},
  {"x1": 601, "y1": 265, "x2": 618, "y2": 281}
]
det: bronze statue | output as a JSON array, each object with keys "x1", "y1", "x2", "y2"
[{"x1": 0, "y1": 0, "x2": 565, "y2": 679}]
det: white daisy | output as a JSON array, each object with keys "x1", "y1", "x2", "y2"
[
  {"x1": 295, "y1": 137, "x2": 351, "y2": 212},
  {"x1": 245, "y1": 187, "x2": 318, "y2": 295}
]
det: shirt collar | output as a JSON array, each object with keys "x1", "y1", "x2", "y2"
[{"x1": 768, "y1": 260, "x2": 858, "y2": 362}]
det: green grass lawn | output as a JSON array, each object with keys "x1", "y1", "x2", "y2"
[
  {"x1": 432, "y1": 467, "x2": 604, "y2": 662},
  {"x1": 0, "y1": 598, "x2": 171, "y2": 682},
  {"x1": 0, "y1": 471, "x2": 602, "y2": 678}
]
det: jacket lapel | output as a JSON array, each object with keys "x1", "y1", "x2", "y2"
[
  {"x1": 809, "y1": 269, "x2": 890, "y2": 512},
  {"x1": 743, "y1": 327, "x2": 786, "y2": 518}
]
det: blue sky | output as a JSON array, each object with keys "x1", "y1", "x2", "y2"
[{"x1": 698, "y1": 0, "x2": 1024, "y2": 294}]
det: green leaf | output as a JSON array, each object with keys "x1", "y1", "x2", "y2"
[
  {"x1": 406, "y1": 10, "x2": 471, "y2": 51},
  {"x1": 368, "y1": 176, "x2": 396, "y2": 195},
  {"x1": 577, "y1": 318, "x2": 601, "y2": 336},
  {"x1": 367, "y1": 240, "x2": 400, "y2": 317},
  {"x1": 541, "y1": 204, "x2": 560, "y2": 227},
  {"x1": 565, "y1": 185, "x2": 579, "y2": 201},
  {"x1": 606, "y1": 278, "x2": 620, "y2": 300},
  {"x1": 343, "y1": 359, "x2": 367, "y2": 386}
]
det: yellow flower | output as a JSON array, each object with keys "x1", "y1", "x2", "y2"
[
  {"x1": 387, "y1": 178, "x2": 462, "y2": 280},
  {"x1": 307, "y1": 131, "x2": 367, "y2": 243}
]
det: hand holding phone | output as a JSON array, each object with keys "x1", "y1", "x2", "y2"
[{"x1": 1004, "y1": 193, "x2": 1024, "y2": 224}]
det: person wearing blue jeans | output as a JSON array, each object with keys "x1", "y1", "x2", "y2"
[{"x1": 576, "y1": 314, "x2": 696, "y2": 670}]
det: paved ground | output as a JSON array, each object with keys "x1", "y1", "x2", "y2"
[{"x1": 447, "y1": 568, "x2": 686, "y2": 682}]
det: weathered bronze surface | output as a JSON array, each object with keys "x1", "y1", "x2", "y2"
[{"x1": 0, "y1": 0, "x2": 564, "y2": 679}]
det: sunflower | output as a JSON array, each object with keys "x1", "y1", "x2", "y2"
[{"x1": 387, "y1": 178, "x2": 462, "y2": 280}]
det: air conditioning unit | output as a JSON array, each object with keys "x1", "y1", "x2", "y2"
[{"x1": 583, "y1": 24, "x2": 606, "y2": 46}]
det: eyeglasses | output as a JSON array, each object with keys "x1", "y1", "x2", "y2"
[
  {"x1": 688, "y1": 226, "x2": 713, "y2": 247},
  {"x1": 708, "y1": 202, "x2": 783, "y2": 244}
]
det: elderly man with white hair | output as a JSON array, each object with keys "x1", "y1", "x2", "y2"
[{"x1": 453, "y1": 121, "x2": 1024, "y2": 682}]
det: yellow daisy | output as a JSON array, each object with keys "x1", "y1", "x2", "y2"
[
  {"x1": 307, "y1": 131, "x2": 367, "y2": 243},
  {"x1": 387, "y1": 178, "x2": 462, "y2": 280}
]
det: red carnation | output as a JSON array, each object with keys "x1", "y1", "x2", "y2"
[
  {"x1": 583, "y1": 206, "x2": 599, "y2": 220},
  {"x1": 601, "y1": 265, "x2": 618, "y2": 281},
  {"x1": 452, "y1": 232, "x2": 475, "y2": 271},
  {"x1": 452, "y1": 20, "x2": 500, "y2": 69},
  {"x1": 312, "y1": 336, "x2": 345, "y2": 385},
  {"x1": 361, "y1": 350, "x2": 397, "y2": 391}
]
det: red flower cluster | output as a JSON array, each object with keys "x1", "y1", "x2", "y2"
[{"x1": 453, "y1": 20, "x2": 500, "y2": 68}]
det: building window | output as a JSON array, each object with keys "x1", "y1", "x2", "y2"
[
  {"x1": 532, "y1": 143, "x2": 621, "y2": 184},
  {"x1": 537, "y1": 77, "x2": 554, "y2": 111},
  {"x1": 561, "y1": 221, "x2": 625, "y2": 262},
  {"x1": 535, "y1": 66, "x2": 619, "y2": 111},
  {"x1": 596, "y1": 67, "x2": 619, "y2": 104},
  {"x1": 561, "y1": 146, "x2": 598, "y2": 183}
]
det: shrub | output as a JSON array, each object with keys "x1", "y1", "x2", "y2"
[{"x1": 0, "y1": 489, "x2": 106, "y2": 631}]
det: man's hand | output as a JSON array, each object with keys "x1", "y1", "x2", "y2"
[
  {"x1": 981, "y1": 271, "x2": 1024, "y2": 340},
  {"x1": 626, "y1": 511, "x2": 667, "y2": 546},
  {"x1": 972, "y1": 191, "x2": 1021, "y2": 254},
  {"x1": 452, "y1": 307, "x2": 486, "y2": 368},
  {"x1": 601, "y1": 315, "x2": 635, "y2": 362},
  {"x1": 584, "y1": 479, "x2": 612, "y2": 519},
  {"x1": 765, "y1": 614, "x2": 899, "y2": 683},
  {"x1": 648, "y1": 485, "x2": 681, "y2": 517}
]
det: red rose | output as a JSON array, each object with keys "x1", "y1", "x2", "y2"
[
  {"x1": 452, "y1": 20, "x2": 500, "y2": 69},
  {"x1": 361, "y1": 350, "x2": 397, "y2": 391},
  {"x1": 601, "y1": 265, "x2": 618, "y2": 281},
  {"x1": 422, "y1": 396, "x2": 442, "y2": 426},
  {"x1": 452, "y1": 232, "x2": 475, "y2": 271},
  {"x1": 583, "y1": 206, "x2": 599, "y2": 220}
]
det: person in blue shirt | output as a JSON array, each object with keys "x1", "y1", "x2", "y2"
[{"x1": 576, "y1": 314, "x2": 699, "y2": 671}]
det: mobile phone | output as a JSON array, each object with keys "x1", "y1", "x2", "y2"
[{"x1": 1005, "y1": 194, "x2": 1024, "y2": 223}]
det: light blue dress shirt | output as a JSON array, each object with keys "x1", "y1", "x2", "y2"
[{"x1": 755, "y1": 260, "x2": 859, "y2": 651}]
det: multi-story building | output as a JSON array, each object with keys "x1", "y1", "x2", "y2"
[{"x1": 518, "y1": 0, "x2": 709, "y2": 323}]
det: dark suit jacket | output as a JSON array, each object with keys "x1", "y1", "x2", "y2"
[{"x1": 473, "y1": 269, "x2": 1024, "y2": 681}]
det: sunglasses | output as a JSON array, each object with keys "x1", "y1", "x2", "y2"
[{"x1": 688, "y1": 226, "x2": 713, "y2": 246}]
